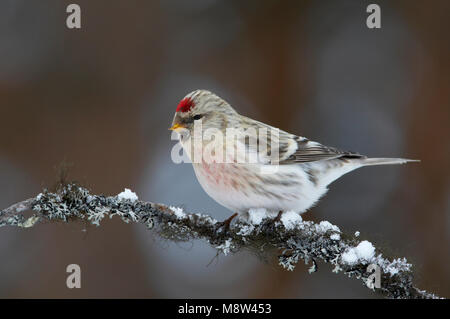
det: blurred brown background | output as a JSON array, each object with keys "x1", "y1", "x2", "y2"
[{"x1": 0, "y1": 0, "x2": 448, "y2": 298}]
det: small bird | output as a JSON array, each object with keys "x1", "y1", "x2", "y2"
[{"x1": 170, "y1": 89, "x2": 418, "y2": 225}]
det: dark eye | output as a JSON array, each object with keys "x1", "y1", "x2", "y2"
[{"x1": 193, "y1": 114, "x2": 203, "y2": 121}]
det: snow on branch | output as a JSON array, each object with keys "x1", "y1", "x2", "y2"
[{"x1": 0, "y1": 182, "x2": 441, "y2": 299}]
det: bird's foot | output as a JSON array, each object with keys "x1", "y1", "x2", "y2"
[
  {"x1": 217, "y1": 212, "x2": 238, "y2": 232},
  {"x1": 263, "y1": 211, "x2": 283, "y2": 234},
  {"x1": 273, "y1": 210, "x2": 283, "y2": 223}
]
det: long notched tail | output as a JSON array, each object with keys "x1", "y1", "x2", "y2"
[
  {"x1": 315, "y1": 156, "x2": 419, "y2": 187},
  {"x1": 359, "y1": 157, "x2": 420, "y2": 166}
]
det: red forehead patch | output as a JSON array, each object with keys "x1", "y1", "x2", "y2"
[{"x1": 176, "y1": 97, "x2": 194, "y2": 113}]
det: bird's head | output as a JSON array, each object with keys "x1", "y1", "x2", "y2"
[{"x1": 169, "y1": 89, "x2": 238, "y2": 142}]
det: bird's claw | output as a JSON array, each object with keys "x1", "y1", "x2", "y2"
[
  {"x1": 273, "y1": 211, "x2": 283, "y2": 223},
  {"x1": 263, "y1": 211, "x2": 283, "y2": 233},
  {"x1": 216, "y1": 212, "x2": 238, "y2": 232}
]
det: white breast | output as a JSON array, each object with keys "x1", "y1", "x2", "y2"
[{"x1": 192, "y1": 162, "x2": 328, "y2": 214}]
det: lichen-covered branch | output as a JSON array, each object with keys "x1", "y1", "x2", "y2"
[{"x1": 0, "y1": 182, "x2": 441, "y2": 299}]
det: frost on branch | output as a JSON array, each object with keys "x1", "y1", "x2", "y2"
[{"x1": 0, "y1": 182, "x2": 441, "y2": 299}]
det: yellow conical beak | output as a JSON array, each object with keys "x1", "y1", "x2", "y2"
[{"x1": 169, "y1": 123, "x2": 184, "y2": 131}]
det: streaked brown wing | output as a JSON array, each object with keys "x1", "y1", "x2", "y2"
[
  {"x1": 278, "y1": 137, "x2": 364, "y2": 164},
  {"x1": 239, "y1": 115, "x2": 363, "y2": 165}
]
